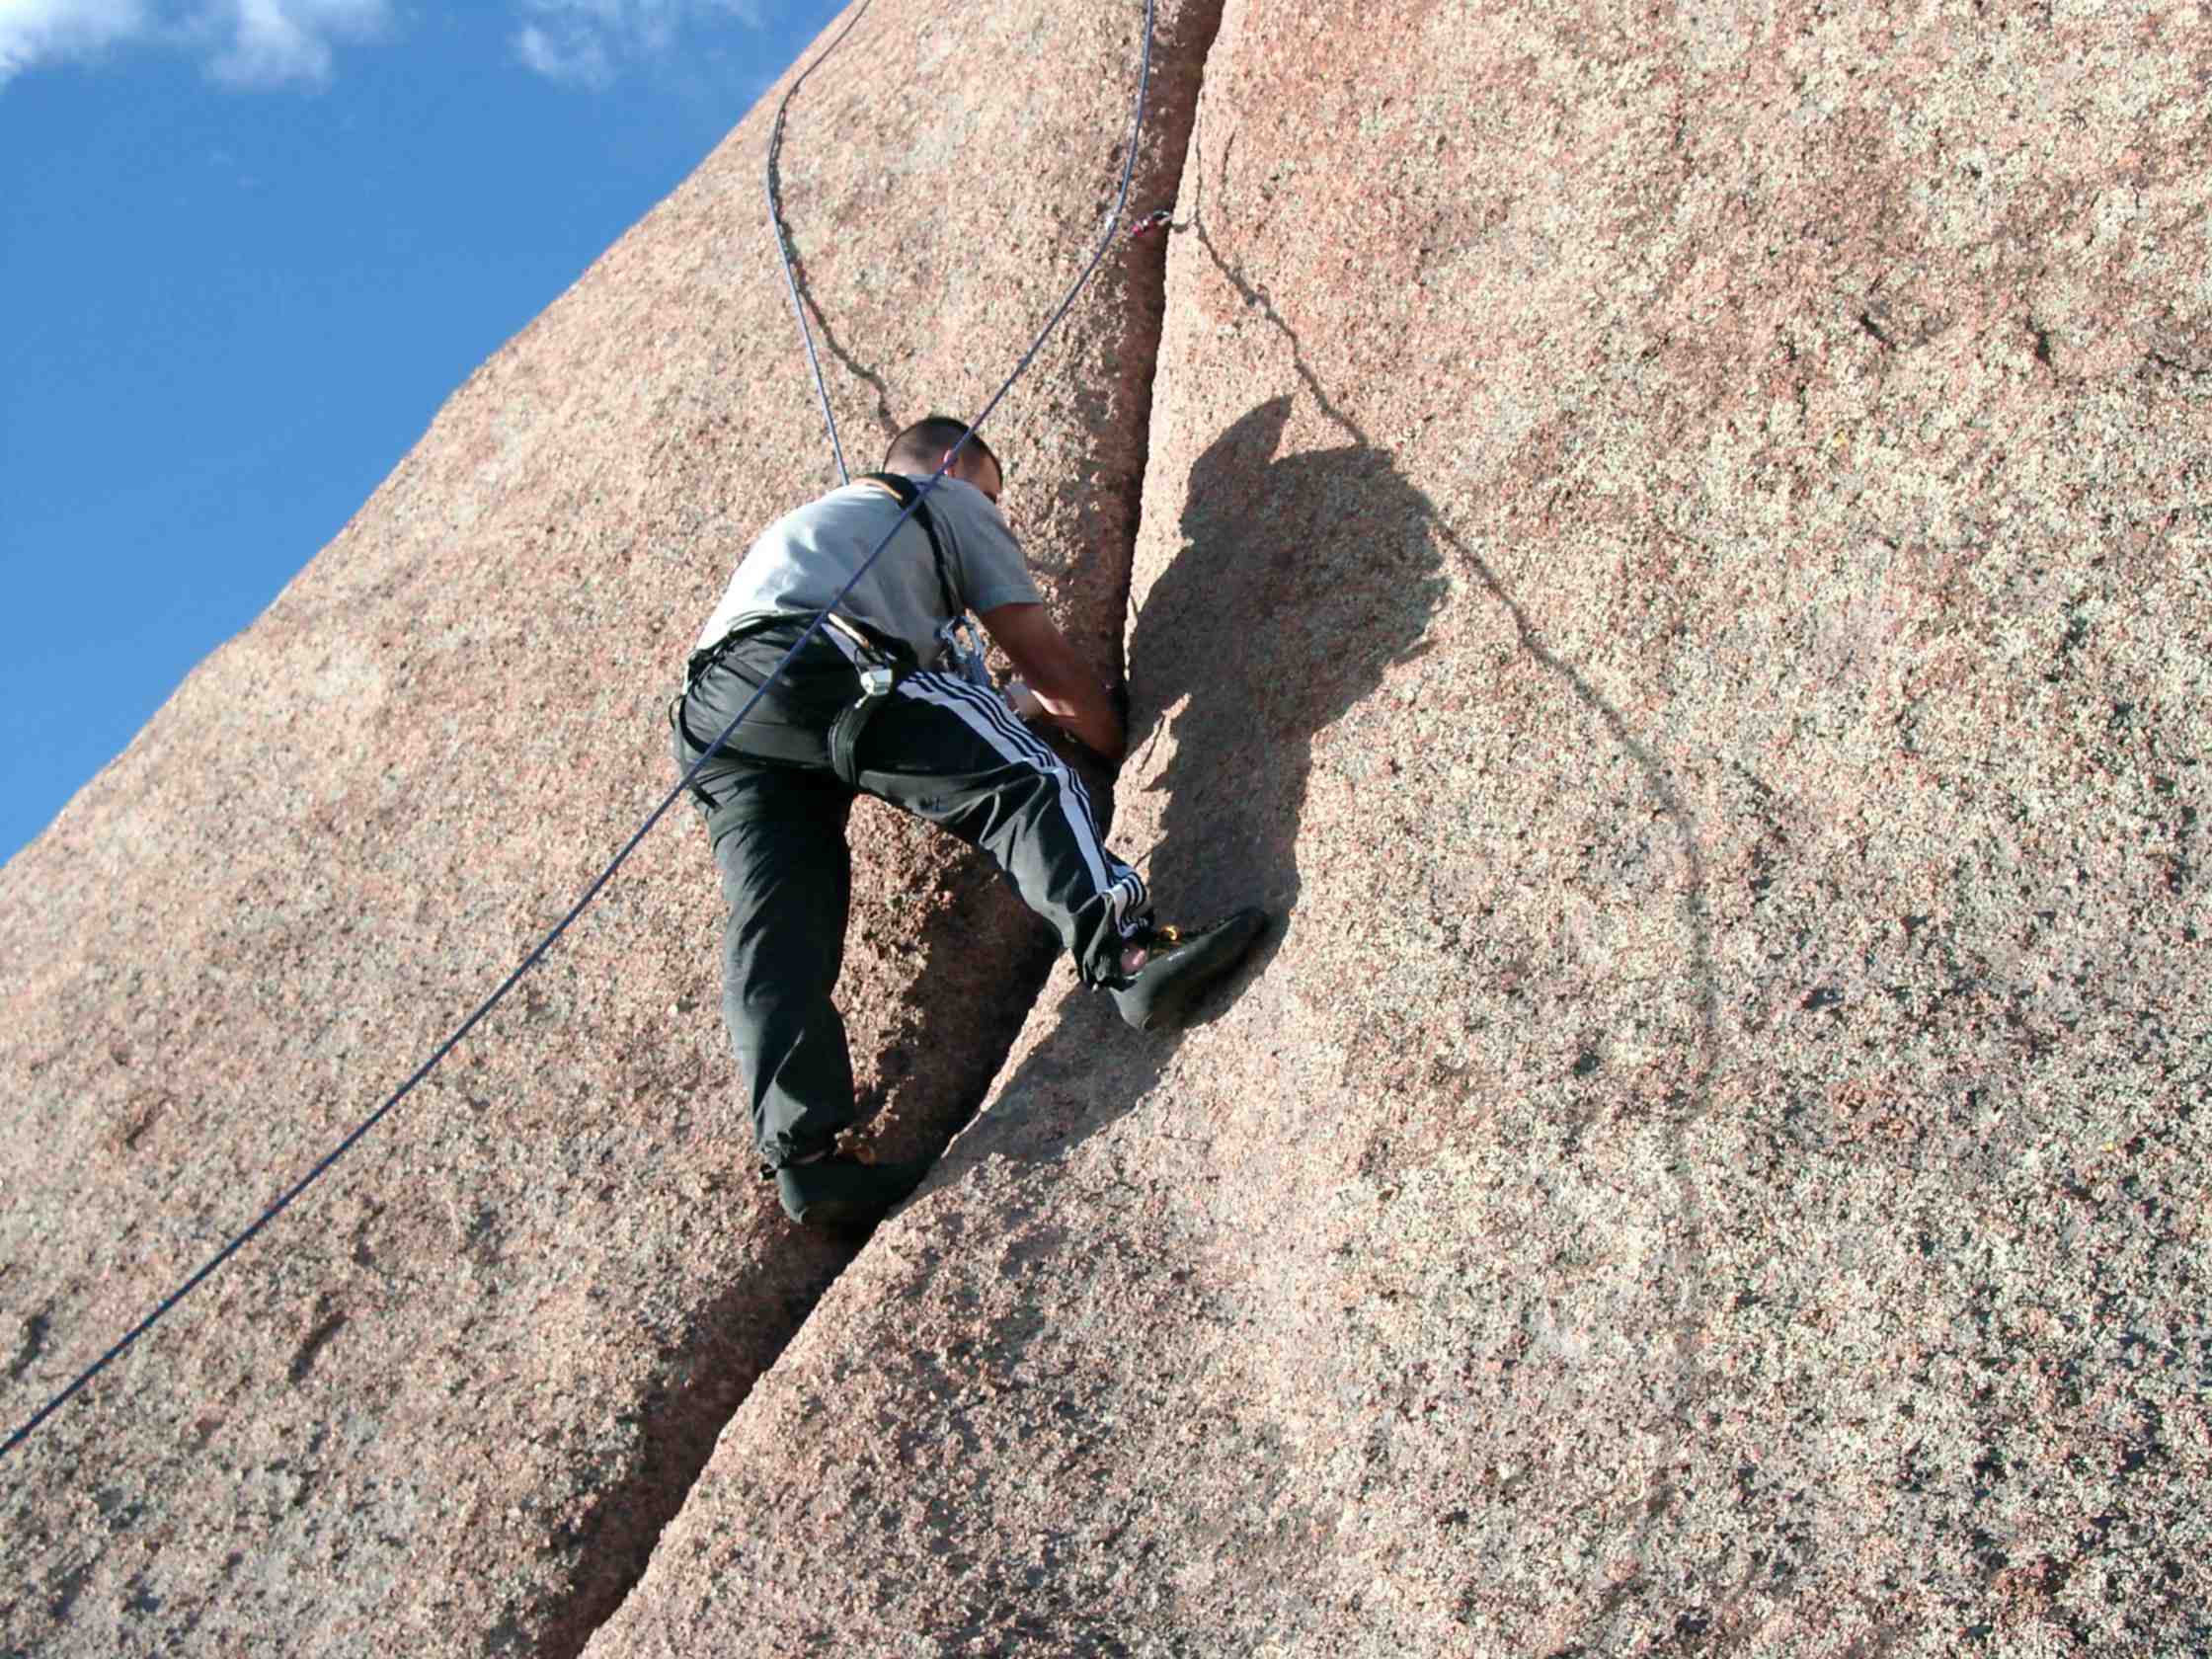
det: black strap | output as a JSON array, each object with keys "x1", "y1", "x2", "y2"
[
  {"x1": 828, "y1": 690, "x2": 887, "y2": 788},
  {"x1": 668, "y1": 616, "x2": 789, "y2": 811},
  {"x1": 859, "y1": 471, "x2": 962, "y2": 620}
]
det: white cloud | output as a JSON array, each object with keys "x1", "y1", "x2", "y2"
[
  {"x1": 514, "y1": 19, "x2": 610, "y2": 88},
  {"x1": 511, "y1": 0, "x2": 764, "y2": 89},
  {"x1": 203, "y1": 0, "x2": 391, "y2": 87},
  {"x1": 0, "y1": 0, "x2": 153, "y2": 83},
  {"x1": 0, "y1": 0, "x2": 392, "y2": 88}
]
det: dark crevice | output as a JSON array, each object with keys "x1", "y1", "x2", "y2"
[
  {"x1": 537, "y1": 4, "x2": 1231, "y2": 1655},
  {"x1": 524, "y1": 1240, "x2": 847, "y2": 1659},
  {"x1": 1102, "y1": 2, "x2": 1229, "y2": 696}
]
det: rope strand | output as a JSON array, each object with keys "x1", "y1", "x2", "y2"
[{"x1": 763, "y1": 0, "x2": 881, "y2": 489}]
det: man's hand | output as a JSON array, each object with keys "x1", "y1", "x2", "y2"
[{"x1": 977, "y1": 602, "x2": 1127, "y2": 763}]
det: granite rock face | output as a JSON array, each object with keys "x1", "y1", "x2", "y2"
[
  {"x1": 8, "y1": 0, "x2": 2210, "y2": 1653},
  {"x1": 579, "y1": 1, "x2": 2211, "y2": 1654},
  {"x1": 0, "y1": 1, "x2": 1217, "y2": 1652}
]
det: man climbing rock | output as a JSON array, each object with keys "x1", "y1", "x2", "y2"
[{"x1": 672, "y1": 416, "x2": 1265, "y2": 1230}]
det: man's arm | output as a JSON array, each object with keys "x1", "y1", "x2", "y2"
[{"x1": 977, "y1": 602, "x2": 1127, "y2": 763}]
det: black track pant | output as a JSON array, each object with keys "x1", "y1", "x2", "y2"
[{"x1": 674, "y1": 629, "x2": 1147, "y2": 1168}]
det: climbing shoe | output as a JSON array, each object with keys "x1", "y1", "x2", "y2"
[
  {"x1": 1108, "y1": 907, "x2": 1269, "y2": 1033},
  {"x1": 774, "y1": 1154, "x2": 933, "y2": 1230}
]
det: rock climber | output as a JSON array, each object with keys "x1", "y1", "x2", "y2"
[{"x1": 672, "y1": 415, "x2": 1265, "y2": 1229}]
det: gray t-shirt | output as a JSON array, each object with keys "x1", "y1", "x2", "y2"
[{"x1": 693, "y1": 474, "x2": 1042, "y2": 669}]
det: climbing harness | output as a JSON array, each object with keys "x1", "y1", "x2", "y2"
[
  {"x1": 669, "y1": 609, "x2": 907, "y2": 798},
  {"x1": 2, "y1": 0, "x2": 1161, "y2": 1464},
  {"x1": 666, "y1": 470, "x2": 988, "y2": 797}
]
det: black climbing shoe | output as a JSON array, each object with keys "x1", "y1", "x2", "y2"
[
  {"x1": 774, "y1": 1154, "x2": 933, "y2": 1229},
  {"x1": 1108, "y1": 907, "x2": 1268, "y2": 1033}
]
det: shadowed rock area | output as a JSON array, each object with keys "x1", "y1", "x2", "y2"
[
  {"x1": 579, "y1": 0, "x2": 2211, "y2": 1653},
  {"x1": 0, "y1": 1, "x2": 1220, "y2": 1652}
]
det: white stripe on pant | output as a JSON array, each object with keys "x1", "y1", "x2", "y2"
[{"x1": 892, "y1": 672, "x2": 1148, "y2": 939}]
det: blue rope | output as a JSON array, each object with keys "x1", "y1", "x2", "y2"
[{"x1": 2, "y1": 0, "x2": 1159, "y2": 1464}]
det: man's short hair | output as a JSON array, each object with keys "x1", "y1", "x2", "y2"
[{"x1": 885, "y1": 415, "x2": 998, "y2": 479}]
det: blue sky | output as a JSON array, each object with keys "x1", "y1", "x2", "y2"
[{"x1": 1, "y1": 0, "x2": 847, "y2": 867}]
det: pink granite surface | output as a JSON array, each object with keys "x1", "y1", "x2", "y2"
[{"x1": 579, "y1": 1, "x2": 2210, "y2": 1653}]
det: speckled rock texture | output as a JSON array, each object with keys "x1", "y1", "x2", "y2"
[
  {"x1": 0, "y1": 1, "x2": 1216, "y2": 1652},
  {"x1": 579, "y1": 1, "x2": 2211, "y2": 1654}
]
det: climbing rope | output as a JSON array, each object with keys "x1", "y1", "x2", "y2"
[
  {"x1": 2, "y1": 0, "x2": 1160, "y2": 1464},
  {"x1": 763, "y1": 0, "x2": 880, "y2": 490}
]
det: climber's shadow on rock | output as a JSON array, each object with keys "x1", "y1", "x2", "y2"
[
  {"x1": 1131, "y1": 394, "x2": 1445, "y2": 961},
  {"x1": 949, "y1": 395, "x2": 1446, "y2": 1167}
]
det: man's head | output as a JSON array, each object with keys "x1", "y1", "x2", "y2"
[{"x1": 885, "y1": 415, "x2": 1002, "y2": 506}]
